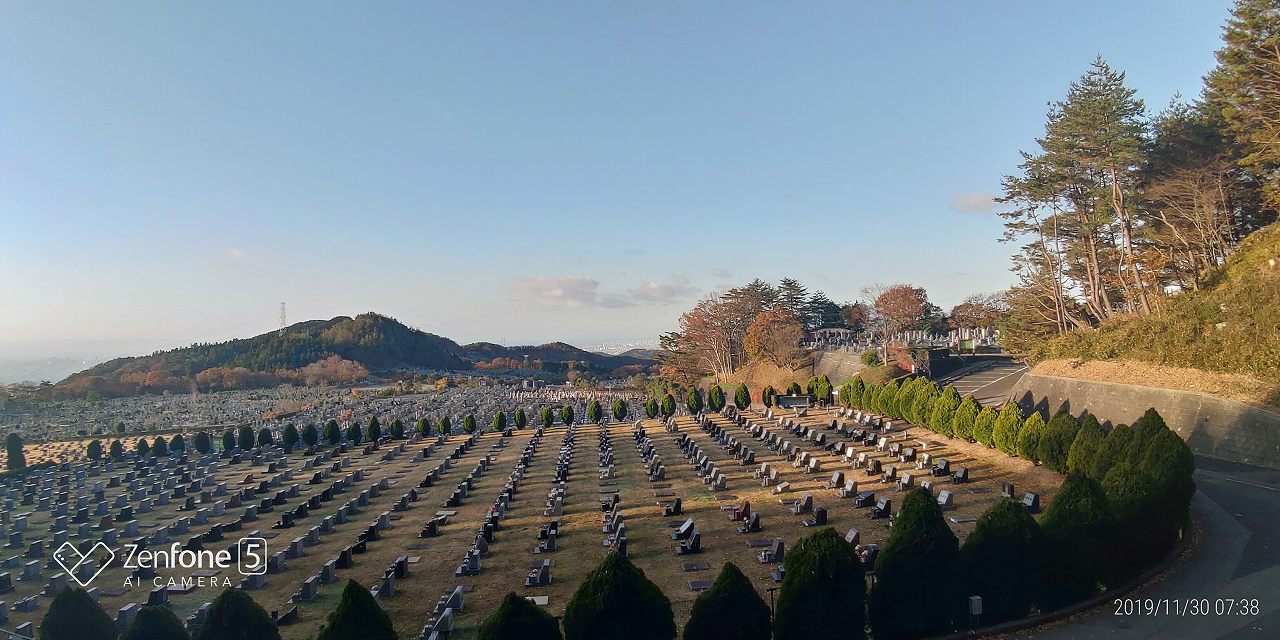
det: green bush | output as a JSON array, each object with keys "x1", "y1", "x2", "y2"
[
  {"x1": 1016, "y1": 412, "x2": 1047, "y2": 462},
  {"x1": 928, "y1": 386, "x2": 961, "y2": 436},
  {"x1": 464, "y1": 414, "x2": 478, "y2": 433},
  {"x1": 40, "y1": 587, "x2": 116, "y2": 640},
  {"x1": 958, "y1": 500, "x2": 1044, "y2": 625},
  {"x1": 775, "y1": 528, "x2": 864, "y2": 640},
  {"x1": 195, "y1": 431, "x2": 214, "y2": 453},
  {"x1": 1038, "y1": 411, "x2": 1080, "y2": 473},
  {"x1": 153, "y1": 436, "x2": 169, "y2": 457},
  {"x1": 687, "y1": 389, "x2": 705, "y2": 414},
  {"x1": 560, "y1": 406, "x2": 574, "y2": 426},
  {"x1": 563, "y1": 552, "x2": 675, "y2": 640},
  {"x1": 122, "y1": 605, "x2": 188, "y2": 640},
  {"x1": 992, "y1": 404, "x2": 1024, "y2": 455},
  {"x1": 860, "y1": 383, "x2": 877, "y2": 410},
  {"x1": 684, "y1": 562, "x2": 771, "y2": 640},
  {"x1": 282, "y1": 425, "x2": 299, "y2": 449},
  {"x1": 787, "y1": 381, "x2": 803, "y2": 396},
  {"x1": 1038, "y1": 473, "x2": 1113, "y2": 609},
  {"x1": 324, "y1": 420, "x2": 341, "y2": 444},
  {"x1": 257, "y1": 428, "x2": 273, "y2": 447},
  {"x1": 952, "y1": 397, "x2": 980, "y2": 441},
  {"x1": 812, "y1": 375, "x2": 833, "y2": 406},
  {"x1": 136, "y1": 438, "x2": 150, "y2": 457},
  {"x1": 661, "y1": 394, "x2": 677, "y2": 418},
  {"x1": 1066, "y1": 414, "x2": 1105, "y2": 475},
  {"x1": 1124, "y1": 408, "x2": 1168, "y2": 467},
  {"x1": 390, "y1": 419, "x2": 405, "y2": 439},
  {"x1": 874, "y1": 382, "x2": 899, "y2": 417},
  {"x1": 707, "y1": 385, "x2": 726, "y2": 412},
  {"x1": 5, "y1": 433, "x2": 25, "y2": 470},
  {"x1": 735, "y1": 384, "x2": 751, "y2": 410},
  {"x1": 479, "y1": 592, "x2": 562, "y2": 640},
  {"x1": 195, "y1": 588, "x2": 280, "y2": 640},
  {"x1": 237, "y1": 425, "x2": 255, "y2": 450},
  {"x1": 861, "y1": 348, "x2": 881, "y2": 366},
  {"x1": 495, "y1": 411, "x2": 509, "y2": 430},
  {"x1": 1087, "y1": 424, "x2": 1132, "y2": 481},
  {"x1": 762, "y1": 386, "x2": 777, "y2": 407},
  {"x1": 346, "y1": 423, "x2": 363, "y2": 444},
  {"x1": 87, "y1": 439, "x2": 103, "y2": 461},
  {"x1": 613, "y1": 399, "x2": 629, "y2": 421},
  {"x1": 644, "y1": 399, "x2": 660, "y2": 419},
  {"x1": 170, "y1": 434, "x2": 185, "y2": 453},
  {"x1": 316, "y1": 579, "x2": 396, "y2": 640},
  {"x1": 366, "y1": 416, "x2": 382, "y2": 442},
  {"x1": 974, "y1": 407, "x2": 998, "y2": 448},
  {"x1": 587, "y1": 401, "x2": 603, "y2": 423},
  {"x1": 515, "y1": 408, "x2": 529, "y2": 429},
  {"x1": 109, "y1": 440, "x2": 124, "y2": 460},
  {"x1": 222, "y1": 429, "x2": 236, "y2": 451},
  {"x1": 1102, "y1": 462, "x2": 1166, "y2": 585},
  {"x1": 541, "y1": 408, "x2": 555, "y2": 428},
  {"x1": 870, "y1": 488, "x2": 960, "y2": 639}
]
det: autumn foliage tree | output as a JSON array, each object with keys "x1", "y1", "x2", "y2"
[{"x1": 744, "y1": 308, "x2": 805, "y2": 369}]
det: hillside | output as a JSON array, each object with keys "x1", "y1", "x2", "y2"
[
  {"x1": 52, "y1": 313, "x2": 653, "y2": 398},
  {"x1": 1030, "y1": 222, "x2": 1280, "y2": 383}
]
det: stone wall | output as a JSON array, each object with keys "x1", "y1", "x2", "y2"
[{"x1": 1008, "y1": 373, "x2": 1280, "y2": 470}]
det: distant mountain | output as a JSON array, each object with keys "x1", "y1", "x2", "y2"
[
  {"x1": 615, "y1": 348, "x2": 660, "y2": 360},
  {"x1": 51, "y1": 313, "x2": 653, "y2": 398}
]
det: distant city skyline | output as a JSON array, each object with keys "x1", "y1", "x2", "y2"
[{"x1": 0, "y1": 1, "x2": 1232, "y2": 361}]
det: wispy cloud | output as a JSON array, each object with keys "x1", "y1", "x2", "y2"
[
  {"x1": 225, "y1": 247, "x2": 250, "y2": 263},
  {"x1": 509, "y1": 276, "x2": 610, "y2": 308},
  {"x1": 628, "y1": 275, "x2": 699, "y2": 304},
  {"x1": 710, "y1": 267, "x2": 731, "y2": 279},
  {"x1": 951, "y1": 192, "x2": 997, "y2": 215}
]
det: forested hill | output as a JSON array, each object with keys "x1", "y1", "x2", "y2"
[
  {"x1": 1030, "y1": 222, "x2": 1280, "y2": 383},
  {"x1": 52, "y1": 313, "x2": 653, "y2": 398}
]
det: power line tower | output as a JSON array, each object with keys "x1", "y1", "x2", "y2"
[{"x1": 278, "y1": 302, "x2": 287, "y2": 335}]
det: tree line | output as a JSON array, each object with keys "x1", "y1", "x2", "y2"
[{"x1": 999, "y1": 0, "x2": 1280, "y2": 352}]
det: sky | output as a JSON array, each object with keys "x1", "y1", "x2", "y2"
[{"x1": 0, "y1": 0, "x2": 1234, "y2": 359}]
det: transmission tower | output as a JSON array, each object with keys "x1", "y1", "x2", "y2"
[{"x1": 278, "y1": 302, "x2": 287, "y2": 334}]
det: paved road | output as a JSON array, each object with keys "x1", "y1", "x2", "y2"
[
  {"x1": 938, "y1": 357, "x2": 1028, "y2": 407},
  {"x1": 1010, "y1": 458, "x2": 1280, "y2": 639}
]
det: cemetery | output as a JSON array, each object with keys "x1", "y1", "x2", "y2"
[{"x1": 0, "y1": 379, "x2": 1111, "y2": 639}]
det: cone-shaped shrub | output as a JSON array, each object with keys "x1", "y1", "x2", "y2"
[
  {"x1": 1124, "y1": 408, "x2": 1168, "y2": 466},
  {"x1": 541, "y1": 408, "x2": 555, "y2": 428},
  {"x1": 283, "y1": 424, "x2": 300, "y2": 449},
  {"x1": 734, "y1": 384, "x2": 751, "y2": 410},
  {"x1": 645, "y1": 399, "x2": 660, "y2": 419},
  {"x1": 479, "y1": 592, "x2": 562, "y2": 640},
  {"x1": 122, "y1": 605, "x2": 188, "y2": 640},
  {"x1": 390, "y1": 418, "x2": 405, "y2": 439},
  {"x1": 762, "y1": 386, "x2": 777, "y2": 407},
  {"x1": 464, "y1": 414, "x2": 478, "y2": 433},
  {"x1": 170, "y1": 433, "x2": 186, "y2": 453},
  {"x1": 563, "y1": 552, "x2": 675, "y2": 640},
  {"x1": 707, "y1": 385, "x2": 726, "y2": 412},
  {"x1": 958, "y1": 500, "x2": 1044, "y2": 624},
  {"x1": 1087, "y1": 424, "x2": 1132, "y2": 481},
  {"x1": 687, "y1": 389, "x2": 704, "y2": 414},
  {"x1": 952, "y1": 396, "x2": 980, "y2": 441},
  {"x1": 366, "y1": 416, "x2": 382, "y2": 442},
  {"x1": 613, "y1": 400, "x2": 628, "y2": 421},
  {"x1": 1038, "y1": 410, "x2": 1080, "y2": 473},
  {"x1": 1066, "y1": 414, "x2": 1105, "y2": 475},
  {"x1": 1101, "y1": 462, "x2": 1165, "y2": 585},
  {"x1": 560, "y1": 406, "x2": 574, "y2": 426},
  {"x1": 870, "y1": 488, "x2": 960, "y2": 639},
  {"x1": 515, "y1": 408, "x2": 528, "y2": 429},
  {"x1": 196, "y1": 588, "x2": 280, "y2": 640},
  {"x1": 324, "y1": 420, "x2": 341, "y2": 444},
  {"x1": 587, "y1": 401, "x2": 603, "y2": 424},
  {"x1": 316, "y1": 579, "x2": 396, "y2": 640},
  {"x1": 195, "y1": 431, "x2": 213, "y2": 453},
  {"x1": 1038, "y1": 472, "x2": 1113, "y2": 609},
  {"x1": 775, "y1": 528, "x2": 864, "y2": 640},
  {"x1": 1016, "y1": 412, "x2": 1047, "y2": 462},
  {"x1": 929, "y1": 386, "x2": 961, "y2": 436},
  {"x1": 973, "y1": 406, "x2": 997, "y2": 447},
  {"x1": 992, "y1": 404, "x2": 1024, "y2": 455},
  {"x1": 684, "y1": 562, "x2": 771, "y2": 640},
  {"x1": 661, "y1": 394, "x2": 677, "y2": 418},
  {"x1": 40, "y1": 587, "x2": 116, "y2": 640}
]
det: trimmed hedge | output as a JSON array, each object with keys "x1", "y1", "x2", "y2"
[
  {"x1": 870, "y1": 489, "x2": 960, "y2": 639},
  {"x1": 959, "y1": 500, "x2": 1043, "y2": 625},
  {"x1": 478, "y1": 592, "x2": 562, "y2": 640},
  {"x1": 775, "y1": 528, "x2": 865, "y2": 640},
  {"x1": 564, "y1": 552, "x2": 675, "y2": 640},
  {"x1": 684, "y1": 562, "x2": 771, "y2": 640}
]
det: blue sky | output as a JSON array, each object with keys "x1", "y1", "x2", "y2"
[{"x1": 0, "y1": 1, "x2": 1233, "y2": 358}]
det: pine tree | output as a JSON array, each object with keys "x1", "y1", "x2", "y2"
[
  {"x1": 774, "y1": 528, "x2": 865, "y2": 640},
  {"x1": 366, "y1": 416, "x2": 382, "y2": 442},
  {"x1": 563, "y1": 553, "x2": 675, "y2": 640},
  {"x1": 847, "y1": 378, "x2": 865, "y2": 409},
  {"x1": 153, "y1": 436, "x2": 169, "y2": 457},
  {"x1": 40, "y1": 587, "x2": 116, "y2": 640},
  {"x1": 122, "y1": 605, "x2": 188, "y2": 640},
  {"x1": 347, "y1": 423, "x2": 363, "y2": 444},
  {"x1": 870, "y1": 488, "x2": 961, "y2": 638},
  {"x1": 479, "y1": 592, "x2": 562, "y2": 640},
  {"x1": 136, "y1": 438, "x2": 150, "y2": 457},
  {"x1": 707, "y1": 385, "x2": 726, "y2": 412},
  {"x1": 1088, "y1": 424, "x2": 1133, "y2": 481},
  {"x1": 762, "y1": 386, "x2": 777, "y2": 407},
  {"x1": 684, "y1": 562, "x2": 771, "y2": 640},
  {"x1": 195, "y1": 588, "x2": 280, "y2": 640},
  {"x1": 390, "y1": 419, "x2": 405, "y2": 439},
  {"x1": 316, "y1": 580, "x2": 396, "y2": 640}
]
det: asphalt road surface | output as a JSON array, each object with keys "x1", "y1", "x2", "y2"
[{"x1": 938, "y1": 357, "x2": 1028, "y2": 407}]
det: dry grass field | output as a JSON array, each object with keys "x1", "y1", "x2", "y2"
[{"x1": 0, "y1": 405, "x2": 1061, "y2": 639}]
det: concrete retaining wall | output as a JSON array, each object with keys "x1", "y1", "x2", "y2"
[{"x1": 1009, "y1": 373, "x2": 1280, "y2": 470}]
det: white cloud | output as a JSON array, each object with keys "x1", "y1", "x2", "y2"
[
  {"x1": 628, "y1": 275, "x2": 699, "y2": 304},
  {"x1": 225, "y1": 247, "x2": 249, "y2": 263},
  {"x1": 509, "y1": 276, "x2": 615, "y2": 308},
  {"x1": 952, "y1": 192, "x2": 998, "y2": 215},
  {"x1": 710, "y1": 267, "x2": 731, "y2": 279}
]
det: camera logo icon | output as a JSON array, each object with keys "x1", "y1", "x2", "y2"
[{"x1": 237, "y1": 537, "x2": 268, "y2": 575}]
